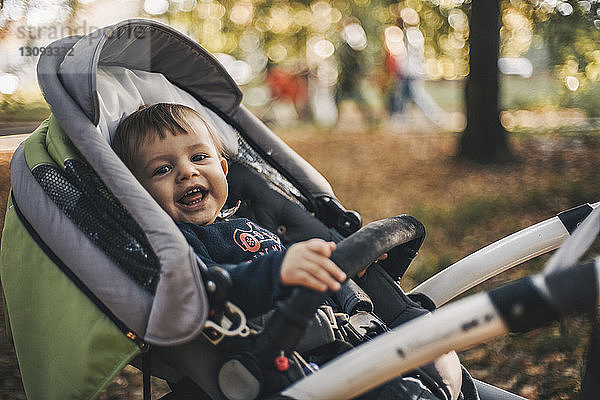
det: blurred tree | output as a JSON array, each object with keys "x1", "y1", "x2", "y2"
[
  {"x1": 459, "y1": 0, "x2": 513, "y2": 164},
  {"x1": 457, "y1": 0, "x2": 600, "y2": 163}
]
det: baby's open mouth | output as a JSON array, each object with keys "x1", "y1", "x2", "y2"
[{"x1": 178, "y1": 187, "x2": 207, "y2": 206}]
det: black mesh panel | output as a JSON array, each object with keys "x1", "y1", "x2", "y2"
[{"x1": 31, "y1": 160, "x2": 160, "y2": 293}]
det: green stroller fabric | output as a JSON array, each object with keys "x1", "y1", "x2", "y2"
[{"x1": 1, "y1": 117, "x2": 140, "y2": 400}]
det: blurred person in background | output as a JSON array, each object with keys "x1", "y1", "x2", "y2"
[
  {"x1": 385, "y1": 8, "x2": 445, "y2": 128},
  {"x1": 307, "y1": 60, "x2": 339, "y2": 127},
  {"x1": 335, "y1": 21, "x2": 377, "y2": 126},
  {"x1": 265, "y1": 63, "x2": 310, "y2": 126}
]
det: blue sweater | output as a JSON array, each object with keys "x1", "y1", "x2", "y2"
[{"x1": 178, "y1": 218, "x2": 288, "y2": 318}]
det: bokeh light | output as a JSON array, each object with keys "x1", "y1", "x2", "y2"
[
  {"x1": 266, "y1": 43, "x2": 287, "y2": 63},
  {"x1": 214, "y1": 53, "x2": 252, "y2": 85},
  {"x1": 566, "y1": 75, "x2": 580, "y2": 91},
  {"x1": 0, "y1": 73, "x2": 19, "y2": 95},
  {"x1": 173, "y1": 0, "x2": 197, "y2": 13},
  {"x1": 501, "y1": 8, "x2": 533, "y2": 57},
  {"x1": 313, "y1": 39, "x2": 335, "y2": 59},
  {"x1": 144, "y1": 0, "x2": 169, "y2": 15},
  {"x1": 384, "y1": 25, "x2": 405, "y2": 56},
  {"x1": 447, "y1": 8, "x2": 468, "y2": 32},
  {"x1": 558, "y1": 2, "x2": 574, "y2": 16},
  {"x1": 230, "y1": 2, "x2": 253, "y2": 25},
  {"x1": 197, "y1": 1, "x2": 226, "y2": 19},
  {"x1": 269, "y1": 5, "x2": 291, "y2": 34},
  {"x1": 238, "y1": 30, "x2": 261, "y2": 53},
  {"x1": 498, "y1": 58, "x2": 533, "y2": 78},
  {"x1": 243, "y1": 86, "x2": 271, "y2": 107},
  {"x1": 342, "y1": 23, "x2": 367, "y2": 51}
]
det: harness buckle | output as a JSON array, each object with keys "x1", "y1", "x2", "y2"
[{"x1": 202, "y1": 301, "x2": 250, "y2": 345}]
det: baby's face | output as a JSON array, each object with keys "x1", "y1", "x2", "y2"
[{"x1": 131, "y1": 120, "x2": 228, "y2": 226}]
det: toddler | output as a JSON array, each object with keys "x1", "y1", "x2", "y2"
[{"x1": 112, "y1": 103, "x2": 346, "y2": 317}]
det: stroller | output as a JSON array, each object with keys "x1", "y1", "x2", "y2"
[{"x1": 1, "y1": 19, "x2": 598, "y2": 400}]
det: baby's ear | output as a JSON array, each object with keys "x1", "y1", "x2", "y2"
[{"x1": 220, "y1": 157, "x2": 229, "y2": 176}]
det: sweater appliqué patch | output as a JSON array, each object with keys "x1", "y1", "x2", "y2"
[{"x1": 233, "y1": 222, "x2": 283, "y2": 256}]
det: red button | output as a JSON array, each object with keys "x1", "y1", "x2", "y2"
[{"x1": 275, "y1": 355, "x2": 289, "y2": 371}]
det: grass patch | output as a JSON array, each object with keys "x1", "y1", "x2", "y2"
[{"x1": 0, "y1": 99, "x2": 50, "y2": 122}]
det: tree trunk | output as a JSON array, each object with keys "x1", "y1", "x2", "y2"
[{"x1": 459, "y1": 0, "x2": 513, "y2": 163}]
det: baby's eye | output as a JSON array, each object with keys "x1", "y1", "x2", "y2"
[
  {"x1": 152, "y1": 165, "x2": 172, "y2": 176},
  {"x1": 191, "y1": 154, "x2": 207, "y2": 162}
]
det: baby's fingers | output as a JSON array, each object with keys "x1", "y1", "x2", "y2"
[
  {"x1": 320, "y1": 258, "x2": 346, "y2": 283},
  {"x1": 305, "y1": 257, "x2": 345, "y2": 290},
  {"x1": 305, "y1": 239, "x2": 337, "y2": 257}
]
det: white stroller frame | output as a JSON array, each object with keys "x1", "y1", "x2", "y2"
[
  {"x1": 412, "y1": 202, "x2": 600, "y2": 307},
  {"x1": 283, "y1": 202, "x2": 600, "y2": 399}
]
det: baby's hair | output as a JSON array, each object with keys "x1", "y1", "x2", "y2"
[{"x1": 112, "y1": 103, "x2": 225, "y2": 169}]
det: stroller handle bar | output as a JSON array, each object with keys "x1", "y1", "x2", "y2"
[
  {"x1": 280, "y1": 258, "x2": 600, "y2": 399},
  {"x1": 411, "y1": 202, "x2": 600, "y2": 307},
  {"x1": 254, "y1": 215, "x2": 425, "y2": 361},
  {"x1": 330, "y1": 214, "x2": 425, "y2": 277}
]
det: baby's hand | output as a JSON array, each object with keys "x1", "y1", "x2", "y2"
[{"x1": 280, "y1": 239, "x2": 346, "y2": 292}]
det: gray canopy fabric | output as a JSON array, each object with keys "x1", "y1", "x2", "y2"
[{"x1": 57, "y1": 20, "x2": 243, "y2": 126}]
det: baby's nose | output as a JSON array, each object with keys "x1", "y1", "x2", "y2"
[{"x1": 178, "y1": 163, "x2": 199, "y2": 180}]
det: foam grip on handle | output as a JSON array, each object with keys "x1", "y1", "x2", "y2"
[{"x1": 330, "y1": 215, "x2": 425, "y2": 278}]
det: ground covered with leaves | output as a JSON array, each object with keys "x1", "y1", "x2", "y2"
[{"x1": 1, "y1": 127, "x2": 599, "y2": 399}]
